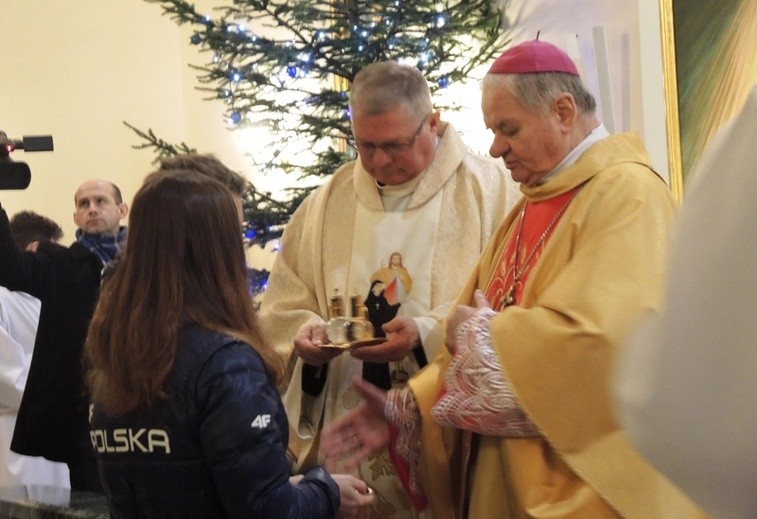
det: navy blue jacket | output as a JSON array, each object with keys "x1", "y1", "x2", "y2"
[{"x1": 90, "y1": 326, "x2": 340, "y2": 518}]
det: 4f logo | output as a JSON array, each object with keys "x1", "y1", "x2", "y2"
[{"x1": 251, "y1": 414, "x2": 271, "y2": 429}]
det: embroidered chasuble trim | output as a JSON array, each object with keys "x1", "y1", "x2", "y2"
[{"x1": 485, "y1": 184, "x2": 584, "y2": 310}]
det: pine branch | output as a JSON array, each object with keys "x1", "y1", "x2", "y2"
[{"x1": 122, "y1": 121, "x2": 196, "y2": 162}]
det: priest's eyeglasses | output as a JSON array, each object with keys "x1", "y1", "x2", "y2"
[{"x1": 354, "y1": 114, "x2": 429, "y2": 157}]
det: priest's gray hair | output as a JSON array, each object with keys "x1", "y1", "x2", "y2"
[
  {"x1": 482, "y1": 72, "x2": 597, "y2": 116},
  {"x1": 349, "y1": 61, "x2": 433, "y2": 122}
]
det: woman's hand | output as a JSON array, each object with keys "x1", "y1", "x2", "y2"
[{"x1": 331, "y1": 474, "x2": 374, "y2": 518}]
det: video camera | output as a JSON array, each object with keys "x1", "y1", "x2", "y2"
[{"x1": 0, "y1": 130, "x2": 54, "y2": 190}]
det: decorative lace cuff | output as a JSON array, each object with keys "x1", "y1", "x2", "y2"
[
  {"x1": 384, "y1": 388, "x2": 426, "y2": 510},
  {"x1": 431, "y1": 307, "x2": 539, "y2": 437}
]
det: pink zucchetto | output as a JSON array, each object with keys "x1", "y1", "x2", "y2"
[{"x1": 488, "y1": 37, "x2": 579, "y2": 76}]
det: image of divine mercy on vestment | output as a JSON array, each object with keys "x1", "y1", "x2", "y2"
[{"x1": 365, "y1": 251, "x2": 413, "y2": 337}]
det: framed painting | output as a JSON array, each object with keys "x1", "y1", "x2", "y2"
[{"x1": 659, "y1": 0, "x2": 756, "y2": 198}]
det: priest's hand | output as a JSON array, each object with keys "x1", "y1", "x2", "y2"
[
  {"x1": 321, "y1": 378, "x2": 390, "y2": 471},
  {"x1": 350, "y1": 315, "x2": 419, "y2": 362},
  {"x1": 293, "y1": 321, "x2": 343, "y2": 366},
  {"x1": 445, "y1": 290, "x2": 491, "y2": 353}
]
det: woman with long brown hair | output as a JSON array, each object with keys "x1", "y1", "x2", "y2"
[{"x1": 86, "y1": 170, "x2": 372, "y2": 518}]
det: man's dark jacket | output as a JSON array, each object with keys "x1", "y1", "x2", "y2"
[{"x1": 0, "y1": 205, "x2": 102, "y2": 463}]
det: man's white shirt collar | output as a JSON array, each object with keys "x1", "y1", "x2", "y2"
[{"x1": 539, "y1": 124, "x2": 610, "y2": 184}]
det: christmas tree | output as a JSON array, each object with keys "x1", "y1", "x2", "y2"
[{"x1": 139, "y1": 0, "x2": 508, "y2": 249}]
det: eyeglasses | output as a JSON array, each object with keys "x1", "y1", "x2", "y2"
[{"x1": 354, "y1": 114, "x2": 429, "y2": 157}]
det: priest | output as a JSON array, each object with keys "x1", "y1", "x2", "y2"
[{"x1": 321, "y1": 38, "x2": 708, "y2": 519}]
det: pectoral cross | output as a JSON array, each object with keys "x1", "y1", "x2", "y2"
[{"x1": 502, "y1": 286, "x2": 515, "y2": 308}]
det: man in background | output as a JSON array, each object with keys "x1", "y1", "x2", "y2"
[
  {"x1": 157, "y1": 153, "x2": 268, "y2": 298},
  {"x1": 158, "y1": 153, "x2": 249, "y2": 224},
  {"x1": 0, "y1": 211, "x2": 69, "y2": 488},
  {"x1": 0, "y1": 180, "x2": 128, "y2": 492}
]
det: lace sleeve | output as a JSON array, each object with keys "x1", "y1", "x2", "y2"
[{"x1": 431, "y1": 307, "x2": 539, "y2": 437}]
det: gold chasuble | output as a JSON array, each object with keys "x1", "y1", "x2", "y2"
[
  {"x1": 408, "y1": 134, "x2": 708, "y2": 519},
  {"x1": 271, "y1": 122, "x2": 516, "y2": 519}
]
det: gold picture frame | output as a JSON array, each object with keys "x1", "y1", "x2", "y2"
[
  {"x1": 658, "y1": 0, "x2": 682, "y2": 199},
  {"x1": 659, "y1": 0, "x2": 757, "y2": 199}
]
